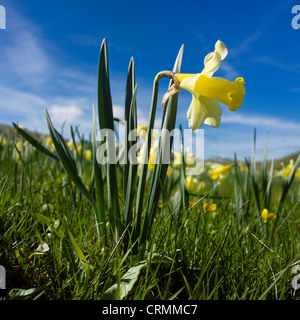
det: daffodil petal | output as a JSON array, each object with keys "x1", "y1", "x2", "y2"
[
  {"x1": 187, "y1": 96, "x2": 206, "y2": 132},
  {"x1": 175, "y1": 73, "x2": 197, "y2": 83},
  {"x1": 180, "y1": 74, "x2": 200, "y2": 99},
  {"x1": 215, "y1": 40, "x2": 228, "y2": 60},
  {"x1": 202, "y1": 51, "x2": 222, "y2": 77},
  {"x1": 202, "y1": 97, "x2": 222, "y2": 128},
  {"x1": 201, "y1": 40, "x2": 227, "y2": 77}
]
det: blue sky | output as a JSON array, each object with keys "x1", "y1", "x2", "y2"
[{"x1": 0, "y1": 0, "x2": 300, "y2": 160}]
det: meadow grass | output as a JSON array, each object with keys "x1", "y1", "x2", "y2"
[{"x1": 0, "y1": 130, "x2": 300, "y2": 300}]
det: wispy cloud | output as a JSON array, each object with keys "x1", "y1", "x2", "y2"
[
  {"x1": 219, "y1": 62, "x2": 239, "y2": 80},
  {"x1": 222, "y1": 113, "x2": 300, "y2": 131},
  {"x1": 254, "y1": 56, "x2": 300, "y2": 73},
  {"x1": 229, "y1": 32, "x2": 262, "y2": 57}
]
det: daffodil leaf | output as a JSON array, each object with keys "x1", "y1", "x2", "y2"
[
  {"x1": 92, "y1": 103, "x2": 106, "y2": 240},
  {"x1": 45, "y1": 109, "x2": 97, "y2": 213},
  {"x1": 12, "y1": 122, "x2": 59, "y2": 161},
  {"x1": 140, "y1": 44, "x2": 184, "y2": 244},
  {"x1": 97, "y1": 38, "x2": 120, "y2": 235}
]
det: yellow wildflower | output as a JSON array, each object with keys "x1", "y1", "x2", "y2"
[
  {"x1": 174, "y1": 40, "x2": 246, "y2": 132},
  {"x1": 1, "y1": 136, "x2": 7, "y2": 146},
  {"x1": 137, "y1": 125, "x2": 148, "y2": 140},
  {"x1": 275, "y1": 159, "x2": 300, "y2": 179},
  {"x1": 203, "y1": 202, "x2": 217, "y2": 213},
  {"x1": 148, "y1": 149, "x2": 157, "y2": 171},
  {"x1": 189, "y1": 200, "x2": 196, "y2": 207},
  {"x1": 209, "y1": 163, "x2": 233, "y2": 181},
  {"x1": 137, "y1": 131, "x2": 159, "y2": 170},
  {"x1": 186, "y1": 176, "x2": 196, "y2": 191},
  {"x1": 186, "y1": 176, "x2": 205, "y2": 193},
  {"x1": 67, "y1": 140, "x2": 75, "y2": 150},
  {"x1": 84, "y1": 149, "x2": 92, "y2": 160},
  {"x1": 46, "y1": 137, "x2": 52, "y2": 145},
  {"x1": 261, "y1": 208, "x2": 276, "y2": 222}
]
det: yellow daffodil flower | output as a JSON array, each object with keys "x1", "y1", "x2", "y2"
[
  {"x1": 203, "y1": 202, "x2": 217, "y2": 213},
  {"x1": 84, "y1": 149, "x2": 92, "y2": 160},
  {"x1": 186, "y1": 176, "x2": 197, "y2": 191},
  {"x1": 137, "y1": 130, "x2": 159, "y2": 170},
  {"x1": 77, "y1": 145, "x2": 82, "y2": 155},
  {"x1": 208, "y1": 163, "x2": 233, "y2": 181},
  {"x1": 275, "y1": 159, "x2": 300, "y2": 179},
  {"x1": 148, "y1": 149, "x2": 157, "y2": 171},
  {"x1": 67, "y1": 140, "x2": 75, "y2": 150},
  {"x1": 1, "y1": 136, "x2": 7, "y2": 146},
  {"x1": 46, "y1": 137, "x2": 52, "y2": 145},
  {"x1": 137, "y1": 125, "x2": 148, "y2": 140},
  {"x1": 261, "y1": 208, "x2": 276, "y2": 222},
  {"x1": 186, "y1": 176, "x2": 205, "y2": 193},
  {"x1": 174, "y1": 40, "x2": 246, "y2": 132}
]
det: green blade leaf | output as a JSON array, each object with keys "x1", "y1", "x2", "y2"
[
  {"x1": 12, "y1": 122, "x2": 59, "y2": 161},
  {"x1": 278, "y1": 153, "x2": 300, "y2": 214},
  {"x1": 45, "y1": 109, "x2": 97, "y2": 212},
  {"x1": 124, "y1": 57, "x2": 136, "y2": 201},
  {"x1": 92, "y1": 104, "x2": 107, "y2": 239},
  {"x1": 140, "y1": 44, "x2": 184, "y2": 244},
  {"x1": 123, "y1": 84, "x2": 138, "y2": 228},
  {"x1": 97, "y1": 38, "x2": 120, "y2": 235}
]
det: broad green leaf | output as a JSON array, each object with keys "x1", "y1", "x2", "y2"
[
  {"x1": 5, "y1": 286, "x2": 46, "y2": 300},
  {"x1": 100, "y1": 261, "x2": 147, "y2": 300}
]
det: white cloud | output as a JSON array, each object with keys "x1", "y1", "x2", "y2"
[
  {"x1": 0, "y1": 85, "x2": 45, "y2": 116},
  {"x1": 48, "y1": 105, "x2": 84, "y2": 125},
  {"x1": 221, "y1": 113, "x2": 300, "y2": 131},
  {"x1": 5, "y1": 31, "x2": 50, "y2": 82}
]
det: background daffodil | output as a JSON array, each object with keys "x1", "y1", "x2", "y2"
[
  {"x1": 208, "y1": 163, "x2": 233, "y2": 181},
  {"x1": 174, "y1": 40, "x2": 246, "y2": 132},
  {"x1": 261, "y1": 208, "x2": 276, "y2": 222}
]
